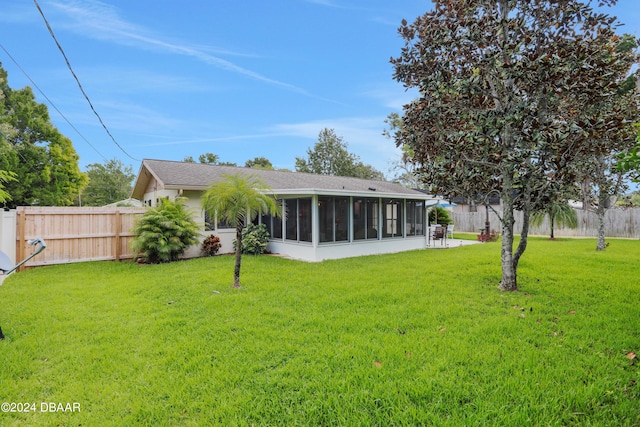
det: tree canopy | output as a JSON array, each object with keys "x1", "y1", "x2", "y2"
[
  {"x1": 617, "y1": 127, "x2": 640, "y2": 182},
  {"x1": 245, "y1": 157, "x2": 274, "y2": 170},
  {"x1": 0, "y1": 63, "x2": 87, "y2": 208},
  {"x1": 183, "y1": 153, "x2": 237, "y2": 166},
  {"x1": 568, "y1": 34, "x2": 640, "y2": 250},
  {"x1": 295, "y1": 128, "x2": 384, "y2": 180},
  {"x1": 80, "y1": 158, "x2": 135, "y2": 206},
  {"x1": 0, "y1": 170, "x2": 16, "y2": 204},
  {"x1": 391, "y1": 0, "x2": 637, "y2": 291}
]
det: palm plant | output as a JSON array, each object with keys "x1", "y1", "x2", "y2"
[
  {"x1": 131, "y1": 198, "x2": 200, "y2": 263},
  {"x1": 201, "y1": 173, "x2": 280, "y2": 288},
  {"x1": 531, "y1": 202, "x2": 578, "y2": 239}
]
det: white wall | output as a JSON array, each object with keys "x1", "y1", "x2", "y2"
[
  {"x1": 0, "y1": 210, "x2": 16, "y2": 265},
  {"x1": 140, "y1": 187, "x2": 244, "y2": 259},
  {"x1": 267, "y1": 236, "x2": 428, "y2": 262},
  {"x1": 183, "y1": 228, "x2": 236, "y2": 259},
  {"x1": 141, "y1": 189, "x2": 433, "y2": 262}
]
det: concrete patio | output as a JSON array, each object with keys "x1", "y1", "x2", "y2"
[{"x1": 427, "y1": 238, "x2": 481, "y2": 249}]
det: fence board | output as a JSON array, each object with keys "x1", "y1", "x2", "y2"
[
  {"x1": 452, "y1": 207, "x2": 640, "y2": 239},
  {"x1": 15, "y1": 206, "x2": 146, "y2": 269}
]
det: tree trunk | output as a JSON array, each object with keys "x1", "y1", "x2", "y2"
[
  {"x1": 549, "y1": 212, "x2": 555, "y2": 239},
  {"x1": 233, "y1": 225, "x2": 243, "y2": 287},
  {"x1": 596, "y1": 190, "x2": 607, "y2": 251},
  {"x1": 499, "y1": 172, "x2": 518, "y2": 292},
  {"x1": 500, "y1": 208, "x2": 517, "y2": 291},
  {"x1": 513, "y1": 202, "x2": 531, "y2": 273}
]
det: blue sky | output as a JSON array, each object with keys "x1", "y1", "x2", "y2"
[{"x1": 1, "y1": 1, "x2": 639, "y2": 177}]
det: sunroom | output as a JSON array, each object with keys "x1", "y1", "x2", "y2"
[
  {"x1": 131, "y1": 159, "x2": 439, "y2": 262},
  {"x1": 256, "y1": 192, "x2": 435, "y2": 262}
]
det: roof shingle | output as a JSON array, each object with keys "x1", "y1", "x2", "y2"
[{"x1": 135, "y1": 159, "x2": 431, "y2": 199}]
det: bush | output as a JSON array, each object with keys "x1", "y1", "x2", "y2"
[
  {"x1": 429, "y1": 207, "x2": 452, "y2": 225},
  {"x1": 201, "y1": 235, "x2": 221, "y2": 257},
  {"x1": 477, "y1": 229, "x2": 500, "y2": 242},
  {"x1": 131, "y1": 198, "x2": 200, "y2": 263},
  {"x1": 235, "y1": 223, "x2": 270, "y2": 255}
]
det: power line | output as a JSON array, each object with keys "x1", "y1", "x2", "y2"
[
  {"x1": 33, "y1": 0, "x2": 139, "y2": 162},
  {"x1": 0, "y1": 128, "x2": 46, "y2": 179},
  {"x1": 0, "y1": 43, "x2": 108, "y2": 162}
]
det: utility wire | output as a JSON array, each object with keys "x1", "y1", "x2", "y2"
[
  {"x1": 33, "y1": 0, "x2": 140, "y2": 162},
  {"x1": 0, "y1": 43, "x2": 108, "y2": 162},
  {"x1": 0, "y1": 128, "x2": 45, "y2": 179}
]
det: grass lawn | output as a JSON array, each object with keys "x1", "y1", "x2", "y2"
[{"x1": 0, "y1": 237, "x2": 639, "y2": 426}]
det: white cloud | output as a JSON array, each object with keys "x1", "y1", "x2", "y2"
[
  {"x1": 45, "y1": 0, "x2": 313, "y2": 95},
  {"x1": 70, "y1": 66, "x2": 213, "y2": 94},
  {"x1": 134, "y1": 132, "x2": 289, "y2": 148},
  {"x1": 77, "y1": 99, "x2": 183, "y2": 133},
  {"x1": 304, "y1": 0, "x2": 346, "y2": 8},
  {"x1": 0, "y1": 3, "x2": 38, "y2": 24}
]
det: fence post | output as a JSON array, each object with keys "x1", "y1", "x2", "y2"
[
  {"x1": 16, "y1": 208, "x2": 26, "y2": 271},
  {"x1": 114, "y1": 210, "x2": 122, "y2": 262}
]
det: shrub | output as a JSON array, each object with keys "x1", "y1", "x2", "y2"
[
  {"x1": 429, "y1": 207, "x2": 452, "y2": 225},
  {"x1": 131, "y1": 198, "x2": 200, "y2": 263},
  {"x1": 477, "y1": 229, "x2": 500, "y2": 242},
  {"x1": 201, "y1": 235, "x2": 222, "y2": 257},
  {"x1": 235, "y1": 223, "x2": 270, "y2": 255}
]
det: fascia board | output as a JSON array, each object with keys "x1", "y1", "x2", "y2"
[
  {"x1": 160, "y1": 185, "x2": 439, "y2": 203},
  {"x1": 267, "y1": 188, "x2": 436, "y2": 200}
]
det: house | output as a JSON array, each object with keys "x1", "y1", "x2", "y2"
[
  {"x1": 449, "y1": 195, "x2": 502, "y2": 213},
  {"x1": 103, "y1": 198, "x2": 144, "y2": 207},
  {"x1": 131, "y1": 159, "x2": 440, "y2": 261}
]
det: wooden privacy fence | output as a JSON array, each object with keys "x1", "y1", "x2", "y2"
[
  {"x1": 452, "y1": 207, "x2": 640, "y2": 239},
  {"x1": 15, "y1": 206, "x2": 147, "y2": 269}
]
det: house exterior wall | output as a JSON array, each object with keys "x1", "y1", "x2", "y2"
[
  {"x1": 140, "y1": 188, "x2": 238, "y2": 258},
  {"x1": 267, "y1": 236, "x2": 427, "y2": 262},
  {"x1": 142, "y1": 188, "x2": 177, "y2": 207},
  {"x1": 182, "y1": 190, "x2": 206, "y2": 227},
  {"x1": 138, "y1": 189, "x2": 430, "y2": 262},
  {"x1": 183, "y1": 228, "x2": 236, "y2": 259},
  {"x1": 450, "y1": 197, "x2": 501, "y2": 214},
  {"x1": 263, "y1": 194, "x2": 429, "y2": 261}
]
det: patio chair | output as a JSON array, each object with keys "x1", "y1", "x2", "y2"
[
  {"x1": 431, "y1": 225, "x2": 446, "y2": 246},
  {"x1": 429, "y1": 225, "x2": 438, "y2": 243},
  {"x1": 446, "y1": 224, "x2": 454, "y2": 239}
]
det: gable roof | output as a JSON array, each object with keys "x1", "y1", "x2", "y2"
[{"x1": 132, "y1": 159, "x2": 434, "y2": 200}]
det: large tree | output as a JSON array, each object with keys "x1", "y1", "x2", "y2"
[
  {"x1": 296, "y1": 128, "x2": 384, "y2": 180},
  {"x1": 0, "y1": 71, "x2": 16, "y2": 205},
  {"x1": 80, "y1": 158, "x2": 135, "y2": 206},
  {"x1": 0, "y1": 63, "x2": 87, "y2": 207},
  {"x1": 0, "y1": 170, "x2": 16, "y2": 205},
  {"x1": 567, "y1": 35, "x2": 639, "y2": 251},
  {"x1": 201, "y1": 174, "x2": 280, "y2": 288},
  {"x1": 391, "y1": 0, "x2": 630, "y2": 291}
]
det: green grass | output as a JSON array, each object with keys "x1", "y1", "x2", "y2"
[{"x1": 0, "y1": 238, "x2": 639, "y2": 426}]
